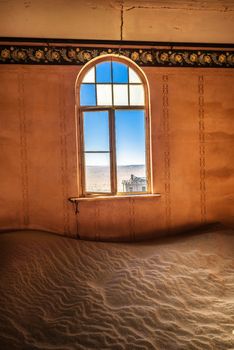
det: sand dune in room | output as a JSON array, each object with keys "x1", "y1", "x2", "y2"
[{"x1": 0, "y1": 228, "x2": 233, "y2": 349}]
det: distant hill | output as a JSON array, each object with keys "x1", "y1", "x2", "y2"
[{"x1": 85, "y1": 165, "x2": 146, "y2": 192}]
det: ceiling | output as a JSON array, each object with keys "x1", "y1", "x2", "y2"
[{"x1": 0, "y1": 0, "x2": 233, "y2": 43}]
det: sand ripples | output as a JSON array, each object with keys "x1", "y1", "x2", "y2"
[{"x1": 0, "y1": 229, "x2": 233, "y2": 349}]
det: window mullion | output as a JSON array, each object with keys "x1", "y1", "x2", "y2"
[
  {"x1": 109, "y1": 109, "x2": 117, "y2": 195},
  {"x1": 80, "y1": 110, "x2": 86, "y2": 196}
]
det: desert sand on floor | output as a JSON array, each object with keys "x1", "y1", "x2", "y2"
[{"x1": 0, "y1": 227, "x2": 233, "y2": 350}]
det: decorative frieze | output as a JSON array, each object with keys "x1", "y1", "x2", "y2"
[{"x1": 0, "y1": 43, "x2": 233, "y2": 67}]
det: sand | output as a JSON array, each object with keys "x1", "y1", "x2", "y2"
[{"x1": 0, "y1": 228, "x2": 233, "y2": 349}]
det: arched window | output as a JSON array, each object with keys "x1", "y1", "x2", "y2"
[{"x1": 75, "y1": 55, "x2": 151, "y2": 197}]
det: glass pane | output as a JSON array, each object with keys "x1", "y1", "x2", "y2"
[
  {"x1": 129, "y1": 85, "x2": 145, "y2": 105},
  {"x1": 113, "y1": 84, "x2": 128, "y2": 106},
  {"x1": 83, "y1": 111, "x2": 109, "y2": 152},
  {"x1": 80, "y1": 84, "x2": 96, "y2": 106},
  {"x1": 97, "y1": 84, "x2": 112, "y2": 105},
  {"x1": 96, "y1": 62, "x2": 112, "y2": 83},
  {"x1": 85, "y1": 153, "x2": 111, "y2": 193},
  {"x1": 82, "y1": 67, "x2": 95, "y2": 83},
  {"x1": 129, "y1": 67, "x2": 142, "y2": 83},
  {"x1": 112, "y1": 62, "x2": 128, "y2": 83},
  {"x1": 115, "y1": 110, "x2": 147, "y2": 192}
]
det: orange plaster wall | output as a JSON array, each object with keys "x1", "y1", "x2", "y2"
[{"x1": 0, "y1": 64, "x2": 233, "y2": 241}]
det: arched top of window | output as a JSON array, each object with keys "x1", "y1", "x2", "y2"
[{"x1": 76, "y1": 55, "x2": 149, "y2": 108}]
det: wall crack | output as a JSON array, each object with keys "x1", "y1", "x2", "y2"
[{"x1": 120, "y1": 2, "x2": 124, "y2": 41}]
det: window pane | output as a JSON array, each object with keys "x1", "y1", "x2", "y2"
[
  {"x1": 83, "y1": 111, "x2": 109, "y2": 152},
  {"x1": 112, "y1": 62, "x2": 128, "y2": 83},
  {"x1": 85, "y1": 153, "x2": 111, "y2": 193},
  {"x1": 115, "y1": 110, "x2": 147, "y2": 192},
  {"x1": 80, "y1": 84, "x2": 96, "y2": 106},
  {"x1": 129, "y1": 67, "x2": 142, "y2": 83},
  {"x1": 129, "y1": 85, "x2": 145, "y2": 105},
  {"x1": 113, "y1": 84, "x2": 128, "y2": 106},
  {"x1": 82, "y1": 67, "x2": 95, "y2": 83},
  {"x1": 96, "y1": 62, "x2": 112, "y2": 83},
  {"x1": 97, "y1": 84, "x2": 112, "y2": 105}
]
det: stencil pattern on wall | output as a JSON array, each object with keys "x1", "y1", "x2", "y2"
[
  {"x1": 162, "y1": 75, "x2": 171, "y2": 230},
  {"x1": 18, "y1": 73, "x2": 29, "y2": 226},
  {"x1": 198, "y1": 76, "x2": 207, "y2": 223},
  {"x1": 59, "y1": 76, "x2": 71, "y2": 235}
]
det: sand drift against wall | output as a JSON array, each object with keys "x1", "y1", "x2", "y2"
[{"x1": 0, "y1": 229, "x2": 233, "y2": 349}]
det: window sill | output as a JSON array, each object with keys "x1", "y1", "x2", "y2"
[{"x1": 68, "y1": 193, "x2": 161, "y2": 203}]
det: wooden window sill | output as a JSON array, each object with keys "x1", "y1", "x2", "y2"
[{"x1": 68, "y1": 194, "x2": 161, "y2": 203}]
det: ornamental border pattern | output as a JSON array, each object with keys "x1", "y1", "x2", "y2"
[{"x1": 0, "y1": 44, "x2": 234, "y2": 67}]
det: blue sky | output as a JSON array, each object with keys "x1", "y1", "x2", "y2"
[
  {"x1": 82, "y1": 61, "x2": 146, "y2": 167},
  {"x1": 115, "y1": 110, "x2": 146, "y2": 166},
  {"x1": 84, "y1": 110, "x2": 146, "y2": 166}
]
